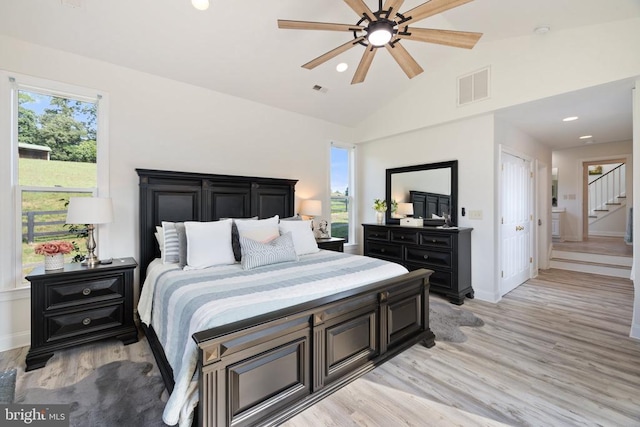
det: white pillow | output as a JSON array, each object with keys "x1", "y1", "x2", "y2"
[
  {"x1": 184, "y1": 219, "x2": 235, "y2": 270},
  {"x1": 235, "y1": 215, "x2": 280, "y2": 243},
  {"x1": 278, "y1": 220, "x2": 319, "y2": 256}
]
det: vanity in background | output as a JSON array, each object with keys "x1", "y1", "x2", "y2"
[{"x1": 363, "y1": 160, "x2": 474, "y2": 305}]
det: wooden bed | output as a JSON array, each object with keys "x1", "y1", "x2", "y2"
[{"x1": 137, "y1": 169, "x2": 435, "y2": 427}]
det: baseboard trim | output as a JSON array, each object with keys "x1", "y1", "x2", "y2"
[
  {"x1": 631, "y1": 323, "x2": 640, "y2": 340},
  {"x1": 588, "y1": 231, "x2": 626, "y2": 237},
  {"x1": 0, "y1": 330, "x2": 30, "y2": 353}
]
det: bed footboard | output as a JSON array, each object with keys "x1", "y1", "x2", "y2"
[{"x1": 192, "y1": 268, "x2": 434, "y2": 427}]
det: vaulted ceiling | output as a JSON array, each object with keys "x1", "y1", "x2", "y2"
[{"x1": 1, "y1": 0, "x2": 638, "y2": 148}]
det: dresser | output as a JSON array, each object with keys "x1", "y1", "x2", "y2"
[
  {"x1": 25, "y1": 257, "x2": 139, "y2": 371},
  {"x1": 363, "y1": 224, "x2": 473, "y2": 304}
]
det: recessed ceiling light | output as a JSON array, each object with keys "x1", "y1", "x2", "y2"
[
  {"x1": 336, "y1": 63, "x2": 348, "y2": 73},
  {"x1": 562, "y1": 116, "x2": 579, "y2": 122},
  {"x1": 534, "y1": 25, "x2": 550, "y2": 35},
  {"x1": 579, "y1": 135, "x2": 593, "y2": 139},
  {"x1": 191, "y1": 0, "x2": 209, "y2": 11}
]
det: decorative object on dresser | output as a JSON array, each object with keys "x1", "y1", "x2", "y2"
[
  {"x1": 316, "y1": 237, "x2": 345, "y2": 252},
  {"x1": 363, "y1": 224, "x2": 473, "y2": 305},
  {"x1": 373, "y1": 198, "x2": 387, "y2": 224},
  {"x1": 65, "y1": 197, "x2": 114, "y2": 267},
  {"x1": 34, "y1": 240, "x2": 74, "y2": 271},
  {"x1": 24, "y1": 257, "x2": 138, "y2": 371}
]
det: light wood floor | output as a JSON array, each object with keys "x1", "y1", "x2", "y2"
[
  {"x1": 2, "y1": 269, "x2": 638, "y2": 426},
  {"x1": 553, "y1": 235, "x2": 632, "y2": 257}
]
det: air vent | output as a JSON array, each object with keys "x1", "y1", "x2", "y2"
[
  {"x1": 312, "y1": 84, "x2": 328, "y2": 94},
  {"x1": 457, "y1": 66, "x2": 490, "y2": 106}
]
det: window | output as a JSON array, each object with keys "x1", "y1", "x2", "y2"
[
  {"x1": 6, "y1": 74, "x2": 108, "y2": 286},
  {"x1": 330, "y1": 143, "x2": 355, "y2": 244}
]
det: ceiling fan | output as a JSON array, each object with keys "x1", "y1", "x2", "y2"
[{"x1": 278, "y1": 0, "x2": 482, "y2": 84}]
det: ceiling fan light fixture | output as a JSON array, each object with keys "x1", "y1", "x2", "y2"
[
  {"x1": 191, "y1": 0, "x2": 209, "y2": 11},
  {"x1": 336, "y1": 62, "x2": 349, "y2": 73},
  {"x1": 367, "y1": 21, "x2": 394, "y2": 46}
]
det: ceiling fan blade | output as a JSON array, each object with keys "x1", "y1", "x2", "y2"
[
  {"x1": 383, "y1": 0, "x2": 405, "y2": 19},
  {"x1": 351, "y1": 46, "x2": 377, "y2": 84},
  {"x1": 399, "y1": 0, "x2": 474, "y2": 27},
  {"x1": 343, "y1": 0, "x2": 376, "y2": 21},
  {"x1": 278, "y1": 20, "x2": 365, "y2": 32},
  {"x1": 398, "y1": 28, "x2": 482, "y2": 49},
  {"x1": 385, "y1": 41, "x2": 424, "y2": 78},
  {"x1": 302, "y1": 36, "x2": 365, "y2": 70}
]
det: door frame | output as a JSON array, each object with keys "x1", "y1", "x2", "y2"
[{"x1": 498, "y1": 145, "x2": 536, "y2": 296}]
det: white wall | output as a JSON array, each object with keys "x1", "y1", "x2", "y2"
[
  {"x1": 552, "y1": 140, "x2": 633, "y2": 241},
  {"x1": 0, "y1": 35, "x2": 354, "y2": 351},
  {"x1": 358, "y1": 114, "x2": 500, "y2": 302},
  {"x1": 355, "y1": 18, "x2": 640, "y2": 143}
]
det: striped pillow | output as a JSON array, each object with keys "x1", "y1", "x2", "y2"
[
  {"x1": 161, "y1": 221, "x2": 180, "y2": 264},
  {"x1": 240, "y1": 232, "x2": 298, "y2": 270}
]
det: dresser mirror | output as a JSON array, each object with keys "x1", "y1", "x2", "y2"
[{"x1": 385, "y1": 160, "x2": 458, "y2": 226}]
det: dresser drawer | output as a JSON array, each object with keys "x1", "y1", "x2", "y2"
[
  {"x1": 419, "y1": 233, "x2": 452, "y2": 249},
  {"x1": 405, "y1": 247, "x2": 452, "y2": 269},
  {"x1": 390, "y1": 229, "x2": 419, "y2": 245},
  {"x1": 406, "y1": 264, "x2": 452, "y2": 291},
  {"x1": 46, "y1": 304, "x2": 124, "y2": 342},
  {"x1": 366, "y1": 242, "x2": 402, "y2": 261},
  {"x1": 46, "y1": 275, "x2": 125, "y2": 311},
  {"x1": 365, "y1": 228, "x2": 389, "y2": 241}
]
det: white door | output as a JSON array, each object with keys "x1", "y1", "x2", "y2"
[{"x1": 501, "y1": 152, "x2": 533, "y2": 296}]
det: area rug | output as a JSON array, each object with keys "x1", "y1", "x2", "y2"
[
  {"x1": 16, "y1": 361, "x2": 165, "y2": 427},
  {"x1": 429, "y1": 299, "x2": 484, "y2": 343},
  {"x1": 0, "y1": 368, "x2": 17, "y2": 404}
]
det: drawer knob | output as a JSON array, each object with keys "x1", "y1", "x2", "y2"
[
  {"x1": 82, "y1": 317, "x2": 92, "y2": 326},
  {"x1": 423, "y1": 255, "x2": 429, "y2": 260},
  {"x1": 82, "y1": 288, "x2": 91, "y2": 296},
  {"x1": 400, "y1": 236, "x2": 405, "y2": 240},
  {"x1": 380, "y1": 248, "x2": 385, "y2": 253},
  {"x1": 432, "y1": 239, "x2": 437, "y2": 243}
]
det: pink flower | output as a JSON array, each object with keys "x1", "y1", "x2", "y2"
[{"x1": 34, "y1": 240, "x2": 74, "y2": 255}]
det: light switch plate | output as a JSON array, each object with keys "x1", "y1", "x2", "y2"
[{"x1": 469, "y1": 210, "x2": 483, "y2": 220}]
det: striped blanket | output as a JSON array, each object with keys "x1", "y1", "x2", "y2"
[{"x1": 138, "y1": 250, "x2": 408, "y2": 427}]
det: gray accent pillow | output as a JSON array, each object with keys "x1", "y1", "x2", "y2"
[
  {"x1": 175, "y1": 222, "x2": 187, "y2": 268},
  {"x1": 222, "y1": 217, "x2": 259, "y2": 262},
  {"x1": 240, "y1": 232, "x2": 298, "y2": 270}
]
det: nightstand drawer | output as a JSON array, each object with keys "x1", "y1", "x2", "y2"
[
  {"x1": 46, "y1": 304, "x2": 124, "y2": 342},
  {"x1": 46, "y1": 276, "x2": 124, "y2": 310}
]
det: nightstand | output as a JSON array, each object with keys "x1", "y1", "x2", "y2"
[
  {"x1": 316, "y1": 237, "x2": 345, "y2": 252},
  {"x1": 25, "y1": 257, "x2": 139, "y2": 371}
]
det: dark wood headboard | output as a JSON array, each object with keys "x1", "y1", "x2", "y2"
[{"x1": 137, "y1": 169, "x2": 297, "y2": 278}]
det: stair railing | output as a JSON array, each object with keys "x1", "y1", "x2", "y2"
[{"x1": 588, "y1": 163, "x2": 626, "y2": 217}]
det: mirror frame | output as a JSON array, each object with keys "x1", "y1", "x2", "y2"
[{"x1": 385, "y1": 160, "x2": 458, "y2": 226}]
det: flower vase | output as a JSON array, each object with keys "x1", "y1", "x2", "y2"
[
  {"x1": 376, "y1": 211, "x2": 384, "y2": 225},
  {"x1": 44, "y1": 253, "x2": 64, "y2": 271}
]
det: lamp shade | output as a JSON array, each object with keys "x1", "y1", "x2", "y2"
[
  {"x1": 300, "y1": 199, "x2": 322, "y2": 217},
  {"x1": 66, "y1": 197, "x2": 113, "y2": 225},
  {"x1": 397, "y1": 202, "x2": 414, "y2": 216}
]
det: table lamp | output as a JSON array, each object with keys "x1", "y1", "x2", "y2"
[{"x1": 66, "y1": 197, "x2": 113, "y2": 267}]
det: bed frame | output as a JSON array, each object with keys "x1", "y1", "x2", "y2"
[{"x1": 137, "y1": 169, "x2": 435, "y2": 427}]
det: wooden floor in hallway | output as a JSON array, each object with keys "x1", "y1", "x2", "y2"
[
  {"x1": 553, "y1": 235, "x2": 632, "y2": 257},
  {"x1": 1, "y1": 268, "x2": 638, "y2": 426}
]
